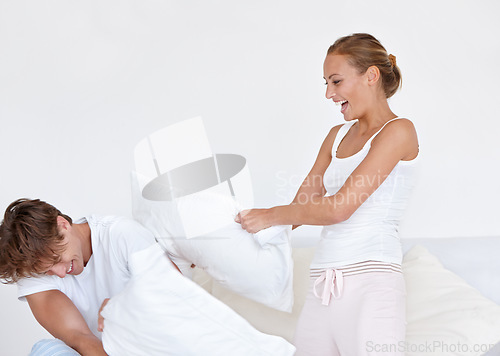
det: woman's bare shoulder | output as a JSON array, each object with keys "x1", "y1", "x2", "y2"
[
  {"x1": 376, "y1": 118, "x2": 417, "y2": 140},
  {"x1": 372, "y1": 118, "x2": 419, "y2": 160}
]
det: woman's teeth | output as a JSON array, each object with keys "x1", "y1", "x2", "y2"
[
  {"x1": 335, "y1": 100, "x2": 348, "y2": 113},
  {"x1": 67, "y1": 261, "x2": 73, "y2": 274}
]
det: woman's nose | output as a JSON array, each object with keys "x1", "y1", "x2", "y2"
[{"x1": 325, "y1": 85, "x2": 336, "y2": 99}]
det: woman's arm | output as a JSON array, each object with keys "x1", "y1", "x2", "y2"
[
  {"x1": 289, "y1": 125, "x2": 342, "y2": 229},
  {"x1": 26, "y1": 290, "x2": 107, "y2": 356},
  {"x1": 238, "y1": 119, "x2": 418, "y2": 233}
]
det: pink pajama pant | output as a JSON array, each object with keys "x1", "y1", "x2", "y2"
[{"x1": 293, "y1": 271, "x2": 406, "y2": 356}]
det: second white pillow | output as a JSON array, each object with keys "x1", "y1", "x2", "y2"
[{"x1": 403, "y1": 245, "x2": 500, "y2": 356}]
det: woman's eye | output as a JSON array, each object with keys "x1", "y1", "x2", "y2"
[{"x1": 333, "y1": 80, "x2": 341, "y2": 85}]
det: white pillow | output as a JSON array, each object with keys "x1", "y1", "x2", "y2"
[
  {"x1": 131, "y1": 171, "x2": 294, "y2": 312},
  {"x1": 191, "y1": 247, "x2": 317, "y2": 343},
  {"x1": 403, "y1": 245, "x2": 500, "y2": 356},
  {"x1": 101, "y1": 243, "x2": 296, "y2": 356}
]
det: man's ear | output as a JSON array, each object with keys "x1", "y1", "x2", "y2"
[
  {"x1": 366, "y1": 65, "x2": 380, "y2": 86},
  {"x1": 56, "y1": 216, "x2": 70, "y2": 232}
]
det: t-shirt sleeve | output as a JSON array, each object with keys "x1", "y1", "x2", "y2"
[{"x1": 17, "y1": 275, "x2": 61, "y2": 302}]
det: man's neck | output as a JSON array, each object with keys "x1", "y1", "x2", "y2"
[{"x1": 73, "y1": 222, "x2": 92, "y2": 265}]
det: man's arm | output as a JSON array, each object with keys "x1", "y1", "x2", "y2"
[{"x1": 26, "y1": 290, "x2": 107, "y2": 356}]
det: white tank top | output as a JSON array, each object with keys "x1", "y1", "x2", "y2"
[{"x1": 311, "y1": 118, "x2": 419, "y2": 269}]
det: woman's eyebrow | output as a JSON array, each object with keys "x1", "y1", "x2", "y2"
[{"x1": 323, "y1": 73, "x2": 341, "y2": 80}]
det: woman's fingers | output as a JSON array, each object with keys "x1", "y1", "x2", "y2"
[
  {"x1": 235, "y1": 209, "x2": 250, "y2": 224},
  {"x1": 235, "y1": 209, "x2": 268, "y2": 234}
]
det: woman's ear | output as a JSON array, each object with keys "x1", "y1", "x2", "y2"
[{"x1": 366, "y1": 65, "x2": 380, "y2": 86}]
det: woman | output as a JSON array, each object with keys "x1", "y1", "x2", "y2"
[{"x1": 236, "y1": 33, "x2": 419, "y2": 355}]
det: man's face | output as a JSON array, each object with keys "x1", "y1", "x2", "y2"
[{"x1": 45, "y1": 230, "x2": 85, "y2": 278}]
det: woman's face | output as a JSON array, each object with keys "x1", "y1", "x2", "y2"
[{"x1": 323, "y1": 54, "x2": 370, "y2": 121}]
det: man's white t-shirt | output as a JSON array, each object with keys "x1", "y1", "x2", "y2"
[{"x1": 17, "y1": 215, "x2": 156, "y2": 338}]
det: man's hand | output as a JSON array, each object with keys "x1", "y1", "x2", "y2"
[{"x1": 97, "y1": 298, "x2": 110, "y2": 332}]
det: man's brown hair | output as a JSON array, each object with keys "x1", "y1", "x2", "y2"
[{"x1": 0, "y1": 198, "x2": 72, "y2": 283}]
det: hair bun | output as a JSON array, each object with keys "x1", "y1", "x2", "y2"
[{"x1": 388, "y1": 54, "x2": 397, "y2": 67}]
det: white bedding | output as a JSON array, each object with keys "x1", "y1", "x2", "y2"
[{"x1": 101, "y1": 243, "x2": 295, "y2": 356}]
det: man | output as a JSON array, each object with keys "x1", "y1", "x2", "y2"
[
  {"x1": 1, "y1": 198, "x2": 296, "y2": 356},
  {"x1": 0, "y1": 198, "x2": 160, "y2": 355}
]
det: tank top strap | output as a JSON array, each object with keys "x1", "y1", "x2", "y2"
[
  {"x1": 331, "y1": 121, "x2": 356, "y2": 155},
  {"x1": 365, "y1": 117, "x2": 401, "y2": 147}
]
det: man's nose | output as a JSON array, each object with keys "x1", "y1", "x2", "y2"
[{"x1": 47, "y1": 264, "x2": 67, "y2": 278}]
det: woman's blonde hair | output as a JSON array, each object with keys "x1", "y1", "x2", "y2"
[{"x1": 327, "y1": 33, "x2": 402, "y2": 98}]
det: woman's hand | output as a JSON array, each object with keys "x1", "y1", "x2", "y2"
[{"x1": 235, "y1": 209, "x2": 272, "y2": 234}]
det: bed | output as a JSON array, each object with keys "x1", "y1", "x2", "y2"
[
  {"x1": 2, "y1": 236, "x2": 499, "y2": 355},
  {"x1": 192, "y1": 235, "x2": 500, "y2": 356}
]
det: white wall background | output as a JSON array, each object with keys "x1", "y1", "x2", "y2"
[{"x1": 1, "y1": 0, "x2": 499, "y2": 354}]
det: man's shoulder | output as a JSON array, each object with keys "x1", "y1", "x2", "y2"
[
  {"x1": 87, "y1": 215, "x2": 148, "y2": 235},
  {"x1": 17, "y1": 275, "x2": 62, "y2": 301},
  {"x1": 86, "y1": 214, "x2": 130, "y2": 227},
  {"x1": 88, "y1": 215, "x2": 156, "y2": 252}
]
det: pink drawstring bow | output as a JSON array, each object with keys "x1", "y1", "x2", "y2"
[{"x1": 313, "y1": 269, "x2": 344, "y2": 306}]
